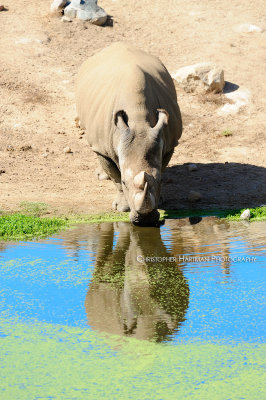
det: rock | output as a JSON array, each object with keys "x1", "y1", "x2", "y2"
[
  {"x1": 0, "y1": 169, "x2": 6, "y2": 174},
  {"x1": 63, "y1": 146, "x2": 72, "y2": 153},
  {"x1": 188, "y1": 190, "x2": 202, "y2": 202},
  {"x1": 166, "y1": 178, "x2": 173, "y2": 183},
  {"x1": 0, "y1": 5, "x2": 7, "y2": 11},
  {"x1": 218, "y1": 87, "x2": 250, "y2": 116},
  {"x1": 20, "y1": 145, "x2": 32, "y2": 151},
  {"x1": 236, "y1": 24, "x2": 263, "y2": 33},
  {"x1": 6, "y1": 145, "x2": 14, "y2": 152},
  {"x1": 61, "y1": 15, "x2": 72, "y2": 22},
  {"x1": 187, "y1": 163, "x2": 198, "y2": 172},
  {"x1": 172, "y1": 62, "x2": 225, "y2": 93},
  {"x1": 64, "y1": 0, "x2": 107, "y2": 26},
  {"x1": 240, "y1": 209, "x2": 251, "y2": 220},
  {"x1": 50, "y1": 0, "x2": 68, "y2": 13},
  {"x1": 41, "y1": 153, "x2": 49, "y2": 158}
]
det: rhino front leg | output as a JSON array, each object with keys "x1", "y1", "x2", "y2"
[{"x1": 96, "y1": 153, "x2": 130, "y2": 212}]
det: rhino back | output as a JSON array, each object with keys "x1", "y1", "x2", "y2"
[{"x1": 76, "y1": 42, "x2": 182, "y2": 158}]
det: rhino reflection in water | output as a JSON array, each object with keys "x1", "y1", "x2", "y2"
[{"x1": 85, "y1": 222, "x2": 189, "y2": 342}]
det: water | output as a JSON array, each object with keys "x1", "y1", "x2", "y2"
[{"x1": 0, "y1": 218, "x2": 265, "y2": 399}]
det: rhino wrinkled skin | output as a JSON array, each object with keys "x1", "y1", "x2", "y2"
[{"x1": 76, "y1": 42, "x2": 182, "y2": 225}]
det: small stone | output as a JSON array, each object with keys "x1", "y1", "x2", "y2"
[
  {"x1": 20, "y1": 145, "x2": 32, "y2": 151},
  {"x1": 236, "y1": 24, "x2": 263, "y2": 33},
  {"x1": 187, "y1": 163, "x2": 198, "y2": 172},
  {"x1": 0, "y1": 169, "x2": 6, "y2": 174},
  {"x1": 63, "y1": 146, "x2": 72, "y2": 153},
  {"x1": 240, "y1": 209, "x2": 251, "y2": 220},
  {"x1": 172, "y1": 62, "x2": 225, "y2": 93},
  {"x1": 6, "y1": 145, "x2": 14, "y2": 152},
  {"x1": 188, "y1": 190, "x2": 202, "y2": 202},
  {"x1": 41, "y1": 153, "x2": 49, "y2": 158},
  {"x1": 0, "y1": 5, "x2": 7, "y2": 11},
  {"x1": 61, "y1": 16, "x2": 72, "y2": 22},
  {"x1": 166, "y1": 178, "x2": 173, "y2": 183}
]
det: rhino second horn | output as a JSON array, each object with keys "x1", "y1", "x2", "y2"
[
  {"x1": 134, "y1": 183, "x2": 155, "y2": 213},
  {"x1": 133, "y1": 171, "x2": 146, "y2": 190}
]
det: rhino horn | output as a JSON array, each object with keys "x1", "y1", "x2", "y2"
[
  {"x1": 134, "y1": 182, "x2": 156, "y2": 213},
  {"x1": 133, "y1": 171, "x2": 146, "y2": 190}
]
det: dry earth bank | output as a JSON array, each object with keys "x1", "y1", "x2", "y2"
[{"x1": 0, "y1": 0, "x2": 265, "y2": 215}]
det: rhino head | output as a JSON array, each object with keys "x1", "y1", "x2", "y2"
[{"x1": 114, "y1": 109, "x2": 169, "y2": 226}]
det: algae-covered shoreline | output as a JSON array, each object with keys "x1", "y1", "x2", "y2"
[{"x1": 0, "y1": 206, "x2": 265, "y2": 241}]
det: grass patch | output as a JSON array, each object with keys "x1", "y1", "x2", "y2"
[
  {"x1": 19, "y1": 201, "x2": 49, "y2": 217},
  {"x1": 1, "y1": 207, "x2": 265, "y2": 241},
  {"x1": 222, "y1": 206, "x2": 266, "y2": 221},
  {"x1": 221, "y1": 129, "x2": 233, "y2": 137},
  {"x1": 0, "y1": 214, "x2": 68, "y2": 240},
  {"x1": 162, "y1": 207, "x2": 266, "y2": 222}
]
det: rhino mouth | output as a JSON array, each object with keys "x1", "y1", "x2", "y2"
[{"x1": 130, "y1": 209, "x2": 161, "y2": 227}]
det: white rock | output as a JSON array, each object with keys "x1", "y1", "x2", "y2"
[
  {"x1": 240, "y1": 209, "x2": 251, "y2": 220},
  {"x1": 42, "y1": 153, "x2": 49, "y2": 158},
  {"x1": 187, "y1": 163, "x2": 198, "y2": 172},
  {"x1": 172, "y1": 62, "x2": 225, "y2": 93},
  {"x1": 61, "y1": 15, "x2": 72, "y2": 22},
  {"x1": 218, "y1": 87, "x2": 250, "y2": 116},
  {"x1": 188, "y1": 191, "x2": 202, "y2": 202},
  {"x1": 50, "y1": 0, "x2": 68, "y2": 13},
  {"x1": 64, "y1": 0, "x2": 107, "y2": 25},
  {"x1": 236, "y1": 24, "x2": 263, "y2": 33},
  {"x1": 63, "y1": 146, "x2": 72, "y2": 153}
]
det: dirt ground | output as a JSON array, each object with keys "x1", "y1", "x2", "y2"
[{"x1": 0, "y1": 0, "x2": 265, "y2": 215}]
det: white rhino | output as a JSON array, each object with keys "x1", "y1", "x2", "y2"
[{"x1": 76, "y1": 42, "x2": 182, "y2": 225}]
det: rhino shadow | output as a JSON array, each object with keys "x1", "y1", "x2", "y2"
[
  {"x1": 161, "y1": 162, "x2": 266, "y2": 211},
  {"x1": 85, "y1": 222, "x2": 189, "y2": 342}
]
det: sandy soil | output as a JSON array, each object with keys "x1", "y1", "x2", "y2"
[{"x1": 0, "y1": 0, "x2": 265, "y2": 215}]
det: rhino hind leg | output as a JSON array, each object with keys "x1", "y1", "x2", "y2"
[{"x1": 96, "y1": 153, "x2": 130, "y2": 212}]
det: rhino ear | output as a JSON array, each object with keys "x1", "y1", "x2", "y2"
[
  {"x1": 155, "y1": 109, "x2": 169, "y2": 129},
  {"x1": 114, "y1": 110, "x2": 129, "y2": 130},
  {"x1": 151, "y1": 109, "x2": 169, "y2": 140}
]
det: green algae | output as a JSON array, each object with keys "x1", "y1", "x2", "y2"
[
  {"x1": 0, "y1": 318, "x2": 265, "y2": 400},
  {"x1": 1, "y1": 207, "x2": 265, "y2": 241},
  {"x1": 0, "y1": 213, "x2": 68, "y2": 240}
]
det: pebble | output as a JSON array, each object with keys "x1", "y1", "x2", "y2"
[
  {"x1": 0, "y1": 5, "x2": 7, "y2": 11},
  {"x1": 20, "y1": 145, "x2": 32, "y2": 151},
  {"x1": 61, "y1": 16, "x2": 72, "y2": 22},
  {"x1": 188, "y1": 190, "x2": 202, "y2": 202},
  {"x1": 236, "y1": 24, "x2": 263, "y2": 33},
  {"x1": 63, "y1": 146, "x2": 72, "y2": 153},
  {"x1": 6, "y1": 145, "x2": 14, "y2": 152},
  {"x1": 240, "y1": 209, "x2": 251, "y2": 220},
  {"x1": 187, "y1": 163, "x2": 198, "y2": 172},
  {"x1": 166, "y1": 178, "x2": 173, "y2": 183}
]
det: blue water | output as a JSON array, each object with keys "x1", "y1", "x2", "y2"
[{"x1": 0, "y1": 219, "x2": 265, "y2": 343}]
